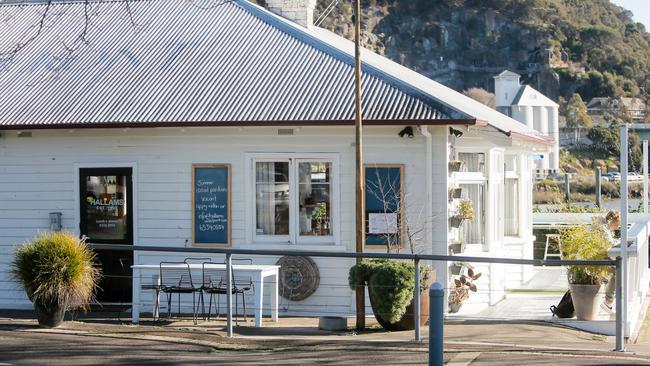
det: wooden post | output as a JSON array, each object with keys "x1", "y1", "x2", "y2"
[
  {"x1": 564, "y1": 173, "x2": 570, "y2": 203},
  {"x1": 353, "y1": 0, "x2": 366, "y2": 331},
  {"x1": 595, "y1": 167, "x2": 601, "y2": 208}
]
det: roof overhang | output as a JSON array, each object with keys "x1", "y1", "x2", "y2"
[{"x1": 0, "y1": 118, "x2": 479, "y2": 131}]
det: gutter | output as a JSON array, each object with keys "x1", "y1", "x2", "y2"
[{"x1": 0, "y1": 118, "x2": 478, "y2": 131}]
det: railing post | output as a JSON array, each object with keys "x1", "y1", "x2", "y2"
[
  {"x1": 226, "y1": 252, "x2": 233, "y2": 338},
  {"x1": 615, "y1": 256, "x2": 624, "y2": 352},
  {"x1": 414, "y1": 257, "x2": 421, "y2": 342},
  {"x1": 429, "y1": 282, "x2": 444, "y2": 366},
  {"x1": 595, "y1": 167, "x2": 602, "y2": 208}
]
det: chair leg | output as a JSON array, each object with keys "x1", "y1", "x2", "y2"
[
  {"x1": 192, "y1": 292, "x2": 197, "y2": 325},
  {"x1": 167, "y1": 293, "x2": 172, "y2": 319},
  {"x1": 242, "y1": 293, "x2": 247, "y2": 323},
  {"x1": 216, "y1": 294, "x2": 221, "y2": 320},
  {"x1": 200, "y1": 292, "x2": 206, "y2": 320},
  {"x1": 235, "y1": 292, "x2": 239, "y2": 326}
]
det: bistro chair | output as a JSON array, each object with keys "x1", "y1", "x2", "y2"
[
  {"x1": 228, "y1": 258, "x2": 255, "y2": 323},
  {"x1": 159, "y1": 262, "x2": 201, "y2": 324},
  {"x1": 184, "y1": 257, "x2": 213, "y2": 264},
  {"x1": 199, "y1": 262, "x2": 231, "y2": 323}
]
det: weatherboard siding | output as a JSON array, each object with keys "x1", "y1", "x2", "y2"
[{"x1": 0, "y1": 126, "x2": 448, "y2": 314}]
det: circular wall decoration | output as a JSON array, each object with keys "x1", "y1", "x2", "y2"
[{"x1": 275, "y1": 256, "x2": 320, "y2": 301}]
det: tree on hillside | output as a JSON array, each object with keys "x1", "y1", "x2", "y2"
[
  {"x1": 462, "y1": 88, "x2": 495, "y2": 108},
  {"x1": 563, "y1": 93, "x2": 592, "y2": 144}
]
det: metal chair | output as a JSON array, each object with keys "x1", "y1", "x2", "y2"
[
  {"x1": 159, "y1": 262, "x2": 201, "y2": 324},
  {"x1": 184, "y1": 257, "x2": 212, "y2": 264},
  {"x1": 229, "y1": 258, "x2": 255, "y2": 324},
  {"x1": 544, "y1": 234, "x2": 563, "y2": 260}
]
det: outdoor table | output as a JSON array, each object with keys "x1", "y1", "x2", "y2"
[{"x1": 131, "y1": 263, "x2": 280, "y2": 327}]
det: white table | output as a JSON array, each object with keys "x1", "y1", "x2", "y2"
[{"x1": 131, "y1": 263, "x2": 280, "y2": 327}]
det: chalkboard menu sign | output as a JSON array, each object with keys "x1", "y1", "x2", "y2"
[{"x1": 192, "y1": 164, "x2": 231, "y2": 246}]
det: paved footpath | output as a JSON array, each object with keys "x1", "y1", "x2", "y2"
[{"x1": 2, "y1": 314, "x2": 650, "y2": 365}]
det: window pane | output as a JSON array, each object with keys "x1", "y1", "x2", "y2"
[
  {"x1": 83, "y1": 175, "x2": 129, "y2": 241},
  {"x1": 256, "y1": 162, "x2": 289, "y2": 235},
  {"x1": 505, "y1": 179, "x2": 519, "y2": 236},
  {"x1": 299, "y1": 162, "x2": 331, "y2": 236},
  {"x1": 459, "y1": 184, "x2": 484, "y2": 244},
  {"x1": 458, "y1": 153, "x2": 485, "y2": 173}
]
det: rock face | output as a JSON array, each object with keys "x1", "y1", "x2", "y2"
[{"x1": 311, "y1": 0, "x2": 648, "y2": 101}]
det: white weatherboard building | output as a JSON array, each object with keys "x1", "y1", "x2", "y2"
[
  {"x1": 0, "y1": 0, "x2": 550, "y2": 316},
  {"x1": 494, "y1": 71, "x2": 560, "y2": 175}
]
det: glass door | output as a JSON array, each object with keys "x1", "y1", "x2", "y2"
[{"x1": 80, "y1": 167, "x2": 133, "y2": 304}]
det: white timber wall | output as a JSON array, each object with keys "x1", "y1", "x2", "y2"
[{"x1": 0, "y1": 125, "x2": 448, "y2": 315}]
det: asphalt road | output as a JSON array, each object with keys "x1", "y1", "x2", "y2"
[{"x1": 3, "y1": 327, "x2": 650, "y2": 366}]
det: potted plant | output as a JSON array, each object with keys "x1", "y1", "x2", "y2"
[
  {"x1": 349, "y1": 259, "x2": 434, "y2": 331},
  {"x1": 449, "y1": 241, "x2": 464, "y2": 255},
  {"x1": 311, "y1": 202, "x2": 329, "y2": 235},
  {"x1": 448, "y1": 187, "x2": 463, "y2": 201},
  {"x1": 11, "y1": 232, "x2": 100, "y2": 328},
  {"x1": 448, "y1": 268, "x2": 481, "y2": 313},
  {"x1": 450, "y1": 199, "x2": 474, "y2": 228},
  {"x1": 448, "y1": 160, "x2": 465, "y2": 173},
  {"x1": 560, "y1": 225, "x2": 611, "y2": 320}
]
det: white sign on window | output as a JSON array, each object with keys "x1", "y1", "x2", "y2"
[{"x1": 368, "y1": 213, "x2": 398, "y2": 234}]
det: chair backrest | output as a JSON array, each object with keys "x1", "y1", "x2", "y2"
[
  {"x1": 225, "y1": 258, "x2": 253, "y2": 287},
  {"x1": 201, "y1": 262, "x2": 228, "y2": 288},
  {"x1": 184, "y1": 257, "x2": 212, "y2": 265},
  {"x1": 160, "y1": 262, "x2": 194, "y2": 289}
]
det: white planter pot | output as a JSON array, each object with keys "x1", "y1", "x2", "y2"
[{"x1": 569, "y1": 284, "x2": 602, "y2": 320}]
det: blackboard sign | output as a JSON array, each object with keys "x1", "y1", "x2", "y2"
[
  {"x1": 365, "y1": 165, "x2": 403, "y2": 247},
  {"x1": 192, "y1": 164, "x2": 231, "y2": 246}
]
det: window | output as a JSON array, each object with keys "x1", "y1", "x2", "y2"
[
  {"x1": 505, "y1": 178, "x2": 519, "y2": 236},
  {"x1": 79, "y1": 167, "x2": 133, "y2": 244},
  {"x1": 458, "y1": 152, "x2": 485, "y2": 173},
  {"x1": 459, "y1": 183, "x2": 485, "y2": 244},
  {"x1": 253, "y1": 157, "x2": 334, "y2": 243}
]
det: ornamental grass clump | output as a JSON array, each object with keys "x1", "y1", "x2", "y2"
[
  {"x1": 12, "y1": 232, "x2": 100, "y2": 325},
  {"x1": 560, "y1": 224, "x2": 611, "y2": 285},
  {"x1": 349, "y1": 259, "x2": 430, "y2": 325}
]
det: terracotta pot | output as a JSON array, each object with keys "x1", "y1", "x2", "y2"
[
  {"x1": 34, "y1": 300, "x2": 66, "y2": 328},
  {"x1": 368, "y1": 270, "x2": 435, "y2": 331},
  {"x1": 569, "y1": 284, "x2": 602, "y2": 320}
]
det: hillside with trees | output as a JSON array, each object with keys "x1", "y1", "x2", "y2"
[{"x1": 314, "y1": 0, "x2": 650, "y2": 104}]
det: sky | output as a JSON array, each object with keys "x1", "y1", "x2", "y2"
[{"x1": 612, "y1": 0, "x2": 650, "y2": 29}]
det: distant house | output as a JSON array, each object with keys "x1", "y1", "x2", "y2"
[
  {"x1": 0, "y1": 0, "x2": 550, "y2": 316},
  {"x1": 494, "y1": 71, "x2": 560, "y2": 175},
  {"x1": 587, "y1": 97, "x2": 646, "y2": 122}
]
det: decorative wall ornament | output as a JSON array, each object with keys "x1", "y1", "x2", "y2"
[{"x1": 275, "y1": 256, "x2": 320, "y2": 301}]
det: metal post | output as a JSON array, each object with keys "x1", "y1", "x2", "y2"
[
  {"x1": 429, "y1": 283, "x2": 444, "y2": 366},
  {"x1": 595, "y1": 167, "x2": 601, "y2": 208},
  {"x1": 615, "y1": 256, "x2": 624, "y2": 352},
  {"x1": 414, "y1": 258, "x2": 421, "y2": 342},
  {"x1": 564, "y1": 173, "x2": 570, "y2": 202},
  {"x1": 226, "y1": 252, "x2": 233, "y2": 338},
  {"x1": 620, "y1": 125, "x2": 629, "y2": 339},
  {"x1": 353, "y1": 0, "x2": 366, "y2": 331},
  {"x1": 643, "y1": 140, "x2": 648, "y2": 213}
]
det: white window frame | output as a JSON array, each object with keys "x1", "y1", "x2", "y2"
[
  {"x1": 246, "y1": 153, "x2": 340, "y2": 245},
  {"x1": 453, "y1": 150, "x2": 488, "y2": 246}
]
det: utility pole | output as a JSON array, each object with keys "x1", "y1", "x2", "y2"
[{"x1": 354, "y1": 0, "x2": 365, "y2": 331}]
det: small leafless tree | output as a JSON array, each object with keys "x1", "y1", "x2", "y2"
[{"x1": 366, "y1": 167, "x2": 432, "y2": 254}]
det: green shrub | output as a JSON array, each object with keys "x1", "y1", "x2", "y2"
[
  {"x1": 560, "y1": 225, "x2": 612, "y2": 285},
  {"x1": 349, "y1": 259, "x2": 430, "y2": 324},
  {"x1": 12, "y1": 232, "x2": 100, "y2": 309}
]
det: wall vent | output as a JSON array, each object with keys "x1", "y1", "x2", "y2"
[{"x1": 278, "y1": 128, "x2": 294, "y2": 136}]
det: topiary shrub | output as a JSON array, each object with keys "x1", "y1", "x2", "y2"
[
  {"x1": 12, "y1": 232, "x2": 101, "y2": 327},
  {"x1": 349, "y1": 259, "x2": 430, "y2": 326}
]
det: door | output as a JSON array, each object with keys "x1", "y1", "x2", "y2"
[{"x1": 79, "y1": 167, "x2": 133, "y2": 304}]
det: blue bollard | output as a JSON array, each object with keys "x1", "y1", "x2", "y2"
[{"x1": 429, "y1": 282, "x2": 444, "y2": 366}]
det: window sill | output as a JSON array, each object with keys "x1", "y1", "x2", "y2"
[{"x1": 243, "y1": 242, "x2": 348, "y2": 252}]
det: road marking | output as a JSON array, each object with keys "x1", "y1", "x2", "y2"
[{"x1": 447, "y1": 351, "x2": 481, "y2": 366}]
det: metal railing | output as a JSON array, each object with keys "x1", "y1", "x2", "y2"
[{"x1": 87, "y1": 243, "x2": 623, "y2": 354}]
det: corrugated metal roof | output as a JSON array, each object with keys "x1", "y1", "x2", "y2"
[{"x1": 0, "y1": 0, "x2": 549, "y2": 145}]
